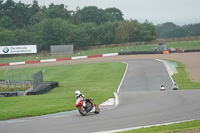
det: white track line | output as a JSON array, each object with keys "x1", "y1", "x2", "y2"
[
  {"x1": 117, "y1": 62, "x2": 128, "y2": 93},
  {"x1": 113, "y1": 92, "x2": 119, "y2": 107}
]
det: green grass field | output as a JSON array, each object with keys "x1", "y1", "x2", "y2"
[
  {"x1": 0, "y1": 62, "x2": 127, "y2": 120},
  {"x1": 118, "y1": 119, "x2": 200, "y2": 133},
  {"x1": 171, "y1": 60, "x2": 200, "y2": 90}
]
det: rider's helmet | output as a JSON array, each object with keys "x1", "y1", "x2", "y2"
[{"x1": 75, "y1": 90, "x2": 80, "y2": 97}]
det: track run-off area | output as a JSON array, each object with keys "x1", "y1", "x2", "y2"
[{"x1": 1, "y1": 58, "x2": 200, "y2": 133}]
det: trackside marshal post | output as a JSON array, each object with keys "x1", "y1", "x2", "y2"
[{"x1": 0, "y1": 45, "x2": 37, "y2": 55}]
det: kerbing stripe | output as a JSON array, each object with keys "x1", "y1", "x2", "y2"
[
  {"x1": 40, "y1": 59, "x2": 56, "y2": 63},
  {"x1": 10, "y1": 62, "x2": 25, "y2": 65},
  {"x1": 103, "y1": 53, "x2": 118, "y2": 57},
  {"x1": 0, "y1": 63, "x2": 9, "y2": 66},
  {"x1": 25, "y1": 60, "x2": 40, "y2": 64},
  {"x1": 87, "y1": 54, "x2": 103, "y2": 58},
  {"x1": 156, "y1": 59, "x2": 175, "y2": 84},
  {"x1": 71, "y1": 56, "x2": 87, "y2": 60}
]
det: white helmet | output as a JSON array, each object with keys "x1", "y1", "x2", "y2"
[{"x1": 75, "y1": 90, "x2": 80, "y2": 97}]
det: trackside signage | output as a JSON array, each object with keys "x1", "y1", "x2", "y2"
[{"x1": 0, "y1": 45, "x2": 37, "y2": 55}]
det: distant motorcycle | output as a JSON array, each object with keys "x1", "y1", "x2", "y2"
[
  {"x1": 160, "y1": 86, "x2": 166, "y2": 91},
  {"x1": 160, "y1": 83, "x2": 166, "y2": 91},
  {"x1": 173, "y1": 84, "x2": 178, "y2": 90},
  {"x1": 75, "y1": 98, "x2": 100, "y2": 116}
]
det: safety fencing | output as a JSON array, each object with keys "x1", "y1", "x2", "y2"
[
  {"x1": 32, "y1": 70, "x2": 44, "y2": 91},
  {"x1": 1, "y1": 69, "x2": 33, "y2": 90},
  {"x1": 0, "y1": 69, "x2": 44, "y2": 97},
  {"x1": 0, "y1": 80, "x2": 32, "y2": 88}
]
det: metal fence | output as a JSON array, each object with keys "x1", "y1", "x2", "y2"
[
  {"x1": 32, "y1": 70, "x2": 44, "y2": 91},
  {"x1": 0, "y1": 80, "x2": 32, "y2": 86},
  {"x1": 0, "y1": 69, "x2": 44, "y2": 92},
  {"x1": 51, "y1": 45, "x2": 74, "y2": 56},
  {"x1": 2, "y1": 69, "x2": 33, "y2": 87}
]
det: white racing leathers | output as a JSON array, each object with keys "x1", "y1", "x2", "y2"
[{"x1": 76, "y1": 94, "x2": 86, "y2": 107}]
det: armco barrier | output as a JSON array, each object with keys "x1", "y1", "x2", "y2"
[
  {"x1": 118, "y1": 51, "x2": 163, "y2": 55},
  {"x1": 27, "y1": 81, "x2": 59, "y2": 95},
  {"x1": 0, "y1": 92, "x2": 18, "y2": 97},
  {"x1": 184, "y1": 49, "x2": 200, "y2": 52}
]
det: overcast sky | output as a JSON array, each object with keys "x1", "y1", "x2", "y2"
[{"x1": 13, "y1": 0, "x2": 200, "y2": 25}]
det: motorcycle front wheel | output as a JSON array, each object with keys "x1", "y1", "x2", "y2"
[{"x1": 78, "y1": 107, "x2": 87, "y2": 116}]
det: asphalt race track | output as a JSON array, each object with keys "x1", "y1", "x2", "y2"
[{"x1": 1, "y1": 59, "x2": 200, "y2": 133}]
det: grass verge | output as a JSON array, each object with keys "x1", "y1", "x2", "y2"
[
  {"x1": 170, "y1": 60, "x2": 200, "y2": 90},
  {"x1": 118, "y1": 119, "x2": 200, "y2": 133},
  {"x1": 0, "y1": 62, "x2": 127, "y2": 121}
]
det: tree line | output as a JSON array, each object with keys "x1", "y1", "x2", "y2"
[
  {"x1": 0, "y1": 0, "x2": 156, "y2": 51},
  {"x1": 156, "y1": 22, "x2": 200, "y2": 39}
]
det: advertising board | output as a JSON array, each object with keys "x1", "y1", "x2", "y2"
[
  {"x1": 51, "y1": 45, "x2": 73, "y2": 55},
  {"x1": 0, "y1": 45, "x2": 37, "y2": 55}
]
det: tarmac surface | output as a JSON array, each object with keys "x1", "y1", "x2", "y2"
[{"x1": 1, "y1": 59, "x2": 200, "y2": 133}]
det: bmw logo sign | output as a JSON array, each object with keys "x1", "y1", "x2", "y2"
[{"x1": 3, "y1": 47, "x2": 9, "y2": 53}]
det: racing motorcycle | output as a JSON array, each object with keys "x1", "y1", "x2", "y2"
[
  {"x1": 160, "y1": 86, "x2": 166, "y2": 91},
  {"x1": 75, "y1": 98, "x2": 100, "y2": 116},
  {"x1": 173, "y1": 83, "x2": 178, "y2": 90}
]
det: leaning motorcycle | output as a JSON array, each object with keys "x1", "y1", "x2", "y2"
[{"x1": 75, "y1": 98, "x2": 100, "y2": 116}]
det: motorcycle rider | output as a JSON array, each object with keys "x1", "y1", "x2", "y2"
[
  {"x1": 160, "y1": 83, "x2": 165, "y2": 91},
  {"x1": 75, "y1": 90, "x2": 94, "y2": 111},
  {"x1": 161, "y1": 83, "x2": 165, "y2": 88},
  {"x1": 75, "y1": 90, "x2": 100, "y2": 115},
  {"x1": 75, "y1": 90, "x2": 85, "y2": 100},
  {"x1": 173, "y1": 82, "x2": 178, "y2": 90},
  {"x1": 75, "y1": 90, "x2": 89, "y2": 109}
]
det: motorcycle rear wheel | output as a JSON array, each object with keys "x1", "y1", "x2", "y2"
[
  {"x1": 78, "y1": 107, "x2": 87, "y2": 116},
  {"x1": 94, "y1": 104, "x2": 100, "y2": 114}
]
